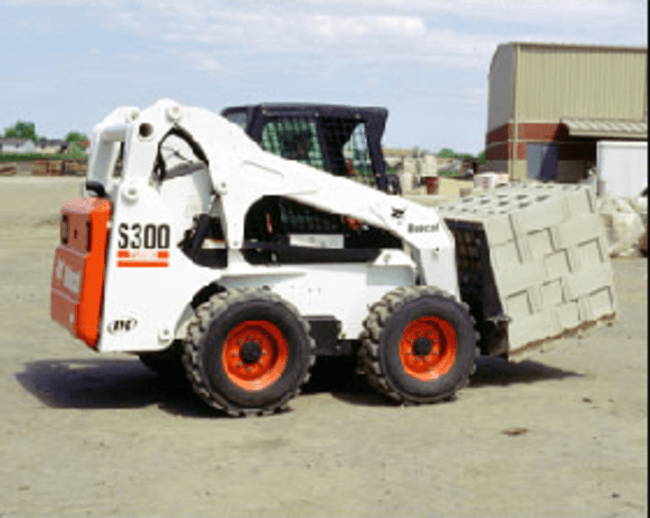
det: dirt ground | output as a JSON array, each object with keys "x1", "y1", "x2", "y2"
[{"x1": 0, "y1": 177, "x2": 646, "y2": 518}]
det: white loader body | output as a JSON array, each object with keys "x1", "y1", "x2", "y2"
[{"x1": 81, "y1": 99, "x2": 458, "y2": 353}]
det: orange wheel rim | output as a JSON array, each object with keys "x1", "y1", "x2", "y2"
[
  {"x1": 399, "y1": 316, "x2": 457, "y2": 381},
  {"x1": 222, "y1": 320, "x2": 289, "y2": 391}
]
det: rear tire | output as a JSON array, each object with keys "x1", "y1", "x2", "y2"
[
  {"x1": 361, "y1": 287, "x2": 478, "y2": 404},
  {"x1": 182, "y1": 288, "x2": 316, "y2": 416}
]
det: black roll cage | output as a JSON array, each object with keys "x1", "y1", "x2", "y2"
[{"x1": 221, "y1": 103, "x2": 400, "y2": 194}]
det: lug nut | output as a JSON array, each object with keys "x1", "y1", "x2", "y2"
[{"x1": 237, "y1": 362, "x2": 243, "y2": 368}]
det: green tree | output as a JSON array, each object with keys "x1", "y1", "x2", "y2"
[
  {"x1": 66, "y1": 142, "x2": 87, "y2": 159},
  {"x1": 3, "y1": 121, "x2": 41, "y2": 142},
  {"x1": 64, "y1": 131, "x2": 89, "y2": 143},
  {"x1": 436, "y1": 147, "x2": 457, "y2": 158},
  {"x1": 477, "y1": 150, "x2": 486, "y2": 165}
]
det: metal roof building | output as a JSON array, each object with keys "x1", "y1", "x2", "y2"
[{"x1": 485, "y1": 42, "x2": 647, "y2": 182}]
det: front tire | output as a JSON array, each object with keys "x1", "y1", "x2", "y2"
[
  {"x1": 182, "y1": 288, "x2": 316, "y2": 416},
  {"x1": 361, "y1": 287, "x2": 478, "y2": 404}
]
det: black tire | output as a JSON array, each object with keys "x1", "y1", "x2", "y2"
[
  {"x1": 182, "y1": 288, "x2": 316, "y2": 416},
  {"x1": 361, "y1": 286, "x2": 478, "y2": 404},
  {"x1": 138, "y1": 340, "x2": 185, "y2": 379}
]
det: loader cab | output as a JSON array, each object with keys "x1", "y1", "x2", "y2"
[
  {"x1": 221, "y1": 103, "x2": 401, "y2": 195},
  {"x1": 218, "y1": 103, "x2": 403, "y2": 266}
]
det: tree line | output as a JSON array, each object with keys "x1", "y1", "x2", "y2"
[
  {"x1": 2, "y1": 121, "x2": 89, "y2": 159},
  {"x1": 435, "y1": 147, "x2": 486, "y2": 165},
  {"x1": 3, "y1": 120, "x2": 88, "y2": 145},
  {"x1": 411, "y1": 146, "x2": 486, "y2": 165}
]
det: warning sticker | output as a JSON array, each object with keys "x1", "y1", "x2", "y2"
[{"x1": 116, "y1": 250, "x2": 169, "y2": 268}]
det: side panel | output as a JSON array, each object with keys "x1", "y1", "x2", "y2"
[
  {"x1": 51, "y1": 197, "x2": 111, "y2": 348},
  {"x1": 97, "y1": 174, "x2": 217, "y2": 352}
]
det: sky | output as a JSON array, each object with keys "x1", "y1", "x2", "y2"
[{"x1": 0, "y1": 0, "x2": 647, "y2": 155}]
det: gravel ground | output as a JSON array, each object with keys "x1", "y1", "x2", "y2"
[{"x1": 0, "y1": 177, "x2": 646, "y2": 517}]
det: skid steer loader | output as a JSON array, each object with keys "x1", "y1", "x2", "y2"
[{"x1": 51, "y1": 99, "x2": 617, "y2": 416}]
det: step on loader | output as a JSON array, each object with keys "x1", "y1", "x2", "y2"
[{"x1": 51, "y1": 99, "x2": 617, "y2": 416}]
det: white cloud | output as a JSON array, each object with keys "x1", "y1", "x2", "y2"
[
  {"x1": 2, "y1": 0, "x2": 645, "y2": 71},
  {"x1": 97, "y1": 6, "x2": 493, "y2": 68},
  {"x1": 108, "y1": 1, "x2": 644, "y2": 64},
  {"x1": 307, "y1": 0, "x2": 642, "y2": 23},
  {"x1": 305, "y1": 15, "x2": 427, "y2": 41}
]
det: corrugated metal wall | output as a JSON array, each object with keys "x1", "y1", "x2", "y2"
[
  {"x1": 487, "y1": 44, "x2": 515, "y2": 131},
  {"x1": 516, "y1": 44, "x2": 647, "y2": 121}
]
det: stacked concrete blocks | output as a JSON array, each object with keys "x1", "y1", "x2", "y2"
[{"x1": 437, "y1": 183, "x2": 617, "y2": 357}]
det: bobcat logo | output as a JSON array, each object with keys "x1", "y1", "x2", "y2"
[
  {"x1": 107, "y1": 318, "x2": 138, "y2": 335},
  {"x1": 391, "y1": 207, "x2": 406, "y2": 220}
]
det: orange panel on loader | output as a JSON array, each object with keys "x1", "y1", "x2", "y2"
[{"x1": 51, "y1": 197, "x2": 111, "y2": 348}]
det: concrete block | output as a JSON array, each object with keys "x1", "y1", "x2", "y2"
[
  {"x1": 430, "y1": 183, "x2": 618, "y2": 356},
  {"x1": 588, "y1": 286, "x2": 616, "y2": 319},
  {"x1": 528, "y1": 228, "x2": 555, "y2": 257},
  {"x1": 541, "y1": 279, "x2": 564, "y2": 307},
  {"x1": 566, "y1": 246, "x2": 581, "y2": 273},
  {"x1": 556, "y1": 215, "x2": 604, "y2": 250},
  {"x1": 490, "y1": 240, "x2": 522, "y2": 270},
  {"x1": 496, "y1": 260, "x2": 546, "y2": 300},
  {"x1": 510, "y1": 194, "x2": 566, "y2": 234},
  {"x1": 555, "y1": 301, "x2": 581, "y2": 330},
  {"x1": 509, "y1": 213, "x2": 533, "y2": 263},
  {"x1": 563, "y1": 262, "x2": 615, "y2": 300},
  {"x1": 529, "y1": 284, "x2": 544, "y2": 313},
  {"x1": 508, "y1": 308, "x2": 562, "y2": 354},
  {"x1": 484, "y1": 214, "x2": 515, "y2": 246},
  {"x1": 544, "y1": 249, "x2": 571, "y2": 279},
  {"x1": 577, "y1": 296, "x2": 593, "y2": 321},
  {"x1": 577, "y1": 237, "x2": 605, "y2": 266},
  {"x1": 504, "y1": 289, "x2": 534, "y2": 319},
  {"x1": 562, "y1": 185, "x2": 597, "y2": 217},
  {"x1": 549, "y1": 226, "x2": 563, "y2": 251}
]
